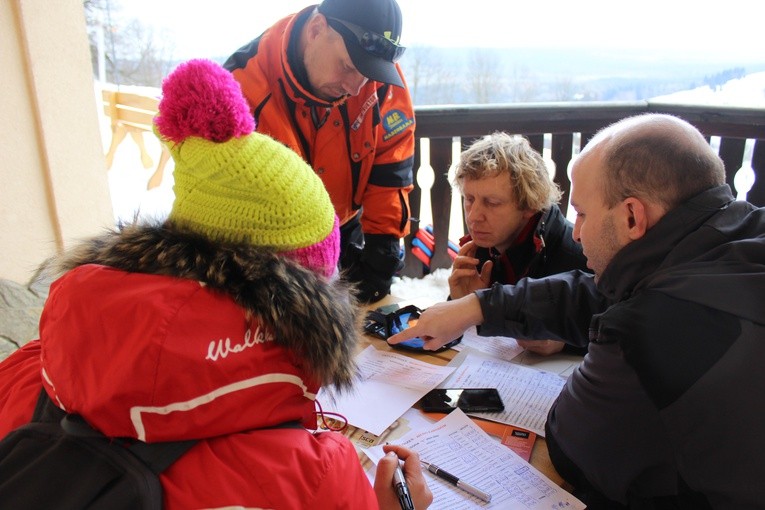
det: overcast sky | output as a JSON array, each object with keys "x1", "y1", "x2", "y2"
[{"x1": 112, "y1": 0, "x2": 764, "y2": 61}]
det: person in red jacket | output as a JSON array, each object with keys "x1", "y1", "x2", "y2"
[
  {"x1": 224, "y1": 0, "x2": 415, "y2": 303},
  {"x1": 0, "y1": 59, "x2": 432, "y2": 510}
]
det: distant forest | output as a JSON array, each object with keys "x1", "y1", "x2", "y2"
[
  {"x1": 398, "y1": 47, "x2": 761, "y2": 105},
  {"x1": 84, "y1": 0, "x2": 765, "y2": 105}
]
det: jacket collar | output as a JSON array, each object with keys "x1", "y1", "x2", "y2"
[
  {"x1": 46, "y1": 221, "x2": 362, "y2": 390},
  {"x1": 596, "y1": 185, "x2": 736, "y2": 302}
]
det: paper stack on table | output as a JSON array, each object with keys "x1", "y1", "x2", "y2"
[
  {"x1": 365, "y1": 409, "x2": 585, "y2": 509},
  {"x1": 317, "y1": 345, "x2": 455, "y2": 435},
  {"x1": 441, "y1": 349, "x2": 567, "y2": 436},
  {"x1": 457, "y1": 326, "x2": 582, "y2": 377}
]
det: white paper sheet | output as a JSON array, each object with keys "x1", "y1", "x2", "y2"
[
  {"x1": 457, "y1": 326, "x2": 582, "y2": 378},
  {"x1": 365, "y1": 409, "x2": 585, "y2": 509},
  {"x1": 455, "y1": 326, "x2": 524, "y2": 361},
  {"x1": 443, "y1": 350, "x2": 567, "y2": 436},
  {"x1": 317, "y1": 345, "x2": 455, "y2": 435}
]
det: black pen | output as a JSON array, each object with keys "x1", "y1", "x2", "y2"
[
  {"x1": 392, "y1": 455, "x2": 415, "y2": 510},
  {"x1": 421, "y1": 460, "x2": 492, "y2": 503}
]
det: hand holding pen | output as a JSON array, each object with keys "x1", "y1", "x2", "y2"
[
  {"x1": 374, "y1": 445, "x2": 433, "y2": 510},
  {"x1": 392, "y1": 456, "x2": 414, "y2": 510}
]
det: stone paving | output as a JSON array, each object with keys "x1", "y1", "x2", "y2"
[{"x1": 0, "y1": 273, "x2": 51, "y2": 361}]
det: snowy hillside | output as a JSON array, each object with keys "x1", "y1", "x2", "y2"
[{"x1": 651, "y1": 71, "x2": 765, "y2": 107}]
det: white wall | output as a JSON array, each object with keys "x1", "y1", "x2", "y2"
[{"x1": 1, "y1": 0, "x2": 113, "y2": 284}]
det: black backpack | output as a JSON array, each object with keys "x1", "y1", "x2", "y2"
[{"x1": 0, "y1": 390, "x2": 197, "y2": 510}]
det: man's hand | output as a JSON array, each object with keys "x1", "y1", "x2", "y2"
[
  {"x1": 516, "y1": 339, "x2": 566, "y2": 356},
  {"x1": 375, "y1": 445, "x2": 433, "y2": 510},
  {"x1": 388, "y1": 295, "x2": 483, "y2": 351},
  {"x1": 448, "y1": 241, "x2": 493, "y2": 299}
]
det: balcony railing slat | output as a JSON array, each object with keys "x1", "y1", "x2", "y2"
[
  {"x1": 402, "y1": 142, "x2": 424, "y2": 276},
  {"x1": 414, "y1": 102, "x2": 647, "y2": 139},
  {"x1": 748, "y1": 139, "x2": 765, "y2": 207},
  {"x1": 429, "y1": 138, "x2": 455, "y2": 271},
  {"x1": 718, "y1": 137, "x2": 747, "y2": 195},
  {"x1": 550, "y1": 133, "x2": 574, "y2": 217},
  {"x1": 646, "y1": 103, "x2": 765, "y2": 138},
  {"x1": 527, "y1": 134, "x2": 544, "y2": 155},
  {"x1": 415, "y1": 103, "x2": 765, "y2": 139}
]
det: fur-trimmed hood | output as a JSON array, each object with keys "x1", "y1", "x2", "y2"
[{"x1": 38, "y1": 222, "x2": 364, "y2": 441}]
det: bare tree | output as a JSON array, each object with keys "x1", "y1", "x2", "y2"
[
  {"x1": 466, "y1": 49, "x2": 505, "y2": 104},
  {"x1": 509, "y1": 65, "x2": 539, "y2": 102},
  {"x1": 552, "y1": 75, "x2": 575, "y2": 101},
  {"x1": 400, "y1": 45, "x2": 457, "y2": 105},
  {"x1": 115, "y1": 20, "x2": 175, "y2": 86},
  {"x1": 83, "y1": 0, "x2": 175, "y2": 87},
  {"x1": 400, "y1": 45, "x2": 430, "y2": 103}
]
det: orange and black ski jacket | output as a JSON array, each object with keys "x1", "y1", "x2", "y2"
[{"x1": 224, "y1": 6, "x2": 415, "y2": 240}]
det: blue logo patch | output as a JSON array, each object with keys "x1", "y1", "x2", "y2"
[{"x1": 382, "y1": 109, "x2": 414, "y2": 141}]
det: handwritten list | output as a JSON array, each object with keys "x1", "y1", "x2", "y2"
[
  {"x1": 365, "y1": 409, "x2": 584, "y2": 509},
  {"x1": 444, "y1": 350, "x2": 567, "y2": 436}
]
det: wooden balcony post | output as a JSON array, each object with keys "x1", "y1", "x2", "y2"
[{"x1": 429, "y1": 137, "x2": 454, "y2": 271}]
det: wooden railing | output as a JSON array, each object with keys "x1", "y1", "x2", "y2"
[
  {"x1": 402, "y1": 101, "x2": 765, "y2": 277},
  {"x1": 102, "y1": 87, "x2": 170, "y2": 190},
  {"x1": 98, "y1": 91, "x2": 764, "y2": 277}
]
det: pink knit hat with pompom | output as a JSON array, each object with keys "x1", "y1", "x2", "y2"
[{"x1": 154, "y1": 59, "x2": 340, "y2": 278}]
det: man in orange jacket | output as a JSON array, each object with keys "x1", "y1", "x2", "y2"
[{"x1": 225, "y1": 0, "x2": 415, "y2": 303}]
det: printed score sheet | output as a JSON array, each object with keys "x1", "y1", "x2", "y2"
[
  {"x1": 442, "y1": 349, "x2": 566, "y2": 436},
  {"x1": 365, "y1": 409, "x2": 585, "y2": 509}
]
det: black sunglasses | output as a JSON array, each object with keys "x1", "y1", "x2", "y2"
[{"x1": 326, "y1": 17, "x2": 406, "y2": 63}]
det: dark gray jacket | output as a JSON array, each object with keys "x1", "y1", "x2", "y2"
[{"x1": 477, "y1": 185, "x2": 765, "y2": 508}]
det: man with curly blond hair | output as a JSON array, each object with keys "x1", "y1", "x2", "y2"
[{"x1": 449, "y1": 132, "x2": 589, "y2": 355}]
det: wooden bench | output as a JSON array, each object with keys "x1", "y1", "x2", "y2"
[{"x1": 102, "y1": 88, "x2": 170, "y2": 190}]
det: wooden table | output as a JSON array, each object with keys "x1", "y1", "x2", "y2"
[{"x1": 357, "y1": 295, "x2": 572, "y2": 490}]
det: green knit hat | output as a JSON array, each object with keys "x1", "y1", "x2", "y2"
[
  {"x1": 168, "y1": 133, "x2": 334, "y2": 250},
  {"x1": 154, "y1": 59, "x2": 338, "y2": 276}
]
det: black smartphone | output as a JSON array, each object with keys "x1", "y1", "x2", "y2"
[
  {"x1": 419, "y1": 388, "x2": 504, "y2": 413},
  {"x1": 385, "y1": 305, "x2": 460, "y2": 353}
]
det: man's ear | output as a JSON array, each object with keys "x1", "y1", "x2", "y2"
[
  {"x1": 622, "y1": 197, "x2": 649, "y2": 240},
  {"x1": 305, "y1": 12, "x2": 327, "y2": 41}
]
